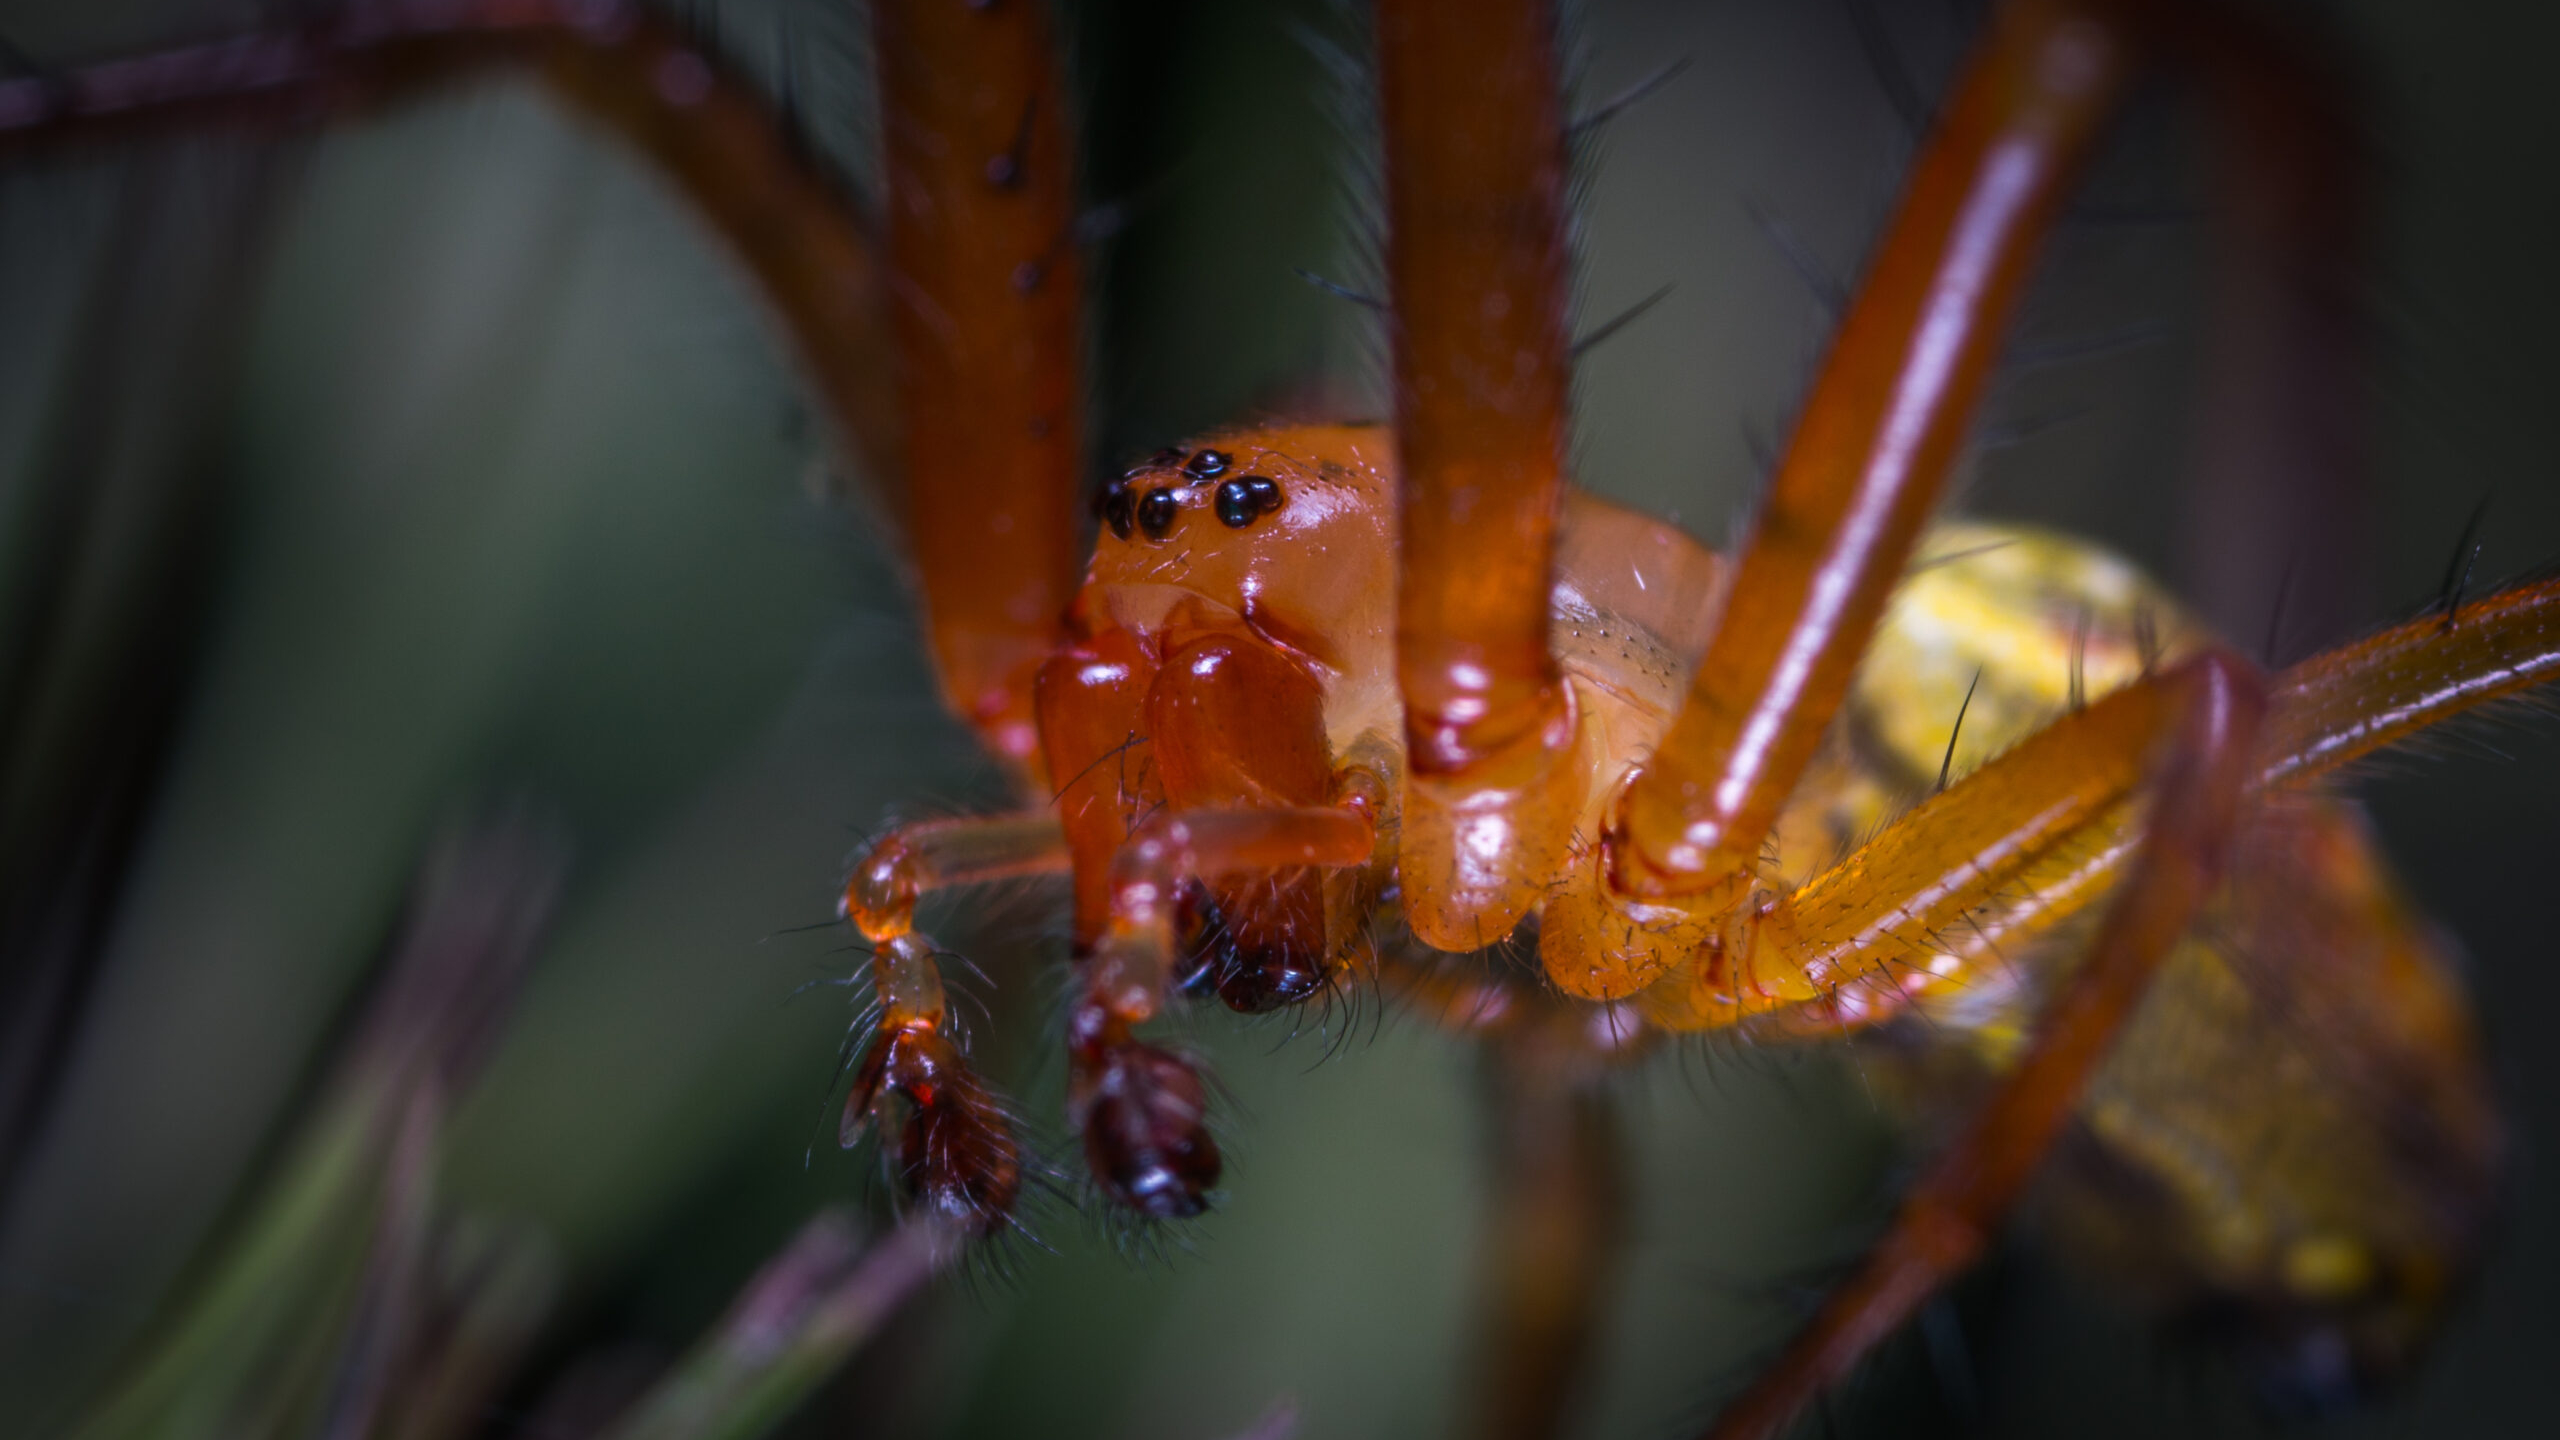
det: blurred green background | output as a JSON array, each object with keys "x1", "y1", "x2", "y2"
[{"x1": 1, "y1": 1, "x2": 2556, "y2": 1437}]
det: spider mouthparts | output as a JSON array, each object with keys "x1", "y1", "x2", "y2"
[
  {"x1": 1175, "y1": 878, "x2": 1330, "y2": 1014},
  {"x1": 1213, "y1": 943, "x2": 1326, "y2": 1013}
]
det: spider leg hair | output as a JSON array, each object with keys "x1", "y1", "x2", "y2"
[
  {"x1": 836, "y1": 812, "x2": 1070, "y2": 1235},
  {"x1": 1704, "y1": 650, "x2": 2266, "y2": 1440}
]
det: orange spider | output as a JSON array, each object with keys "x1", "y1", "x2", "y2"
[
  {"x1": 835, "y1": 4, "x2": 2540, "y2": 1434},
  {"x1": 8, "y1": 2, "x2": 2550, "y2": 1436}
]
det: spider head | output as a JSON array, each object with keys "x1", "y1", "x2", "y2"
[{"x1": 1075, "y1": 425, "x2": 1398, "y2": 697}]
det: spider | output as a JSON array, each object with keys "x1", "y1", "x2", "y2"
[{"x1": 4, "y1": 1, "x2": 2555, "y2": 1437}]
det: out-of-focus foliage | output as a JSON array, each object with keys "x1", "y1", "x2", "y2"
[{"x1": 0, "y1": 2, "x2": 2556, "y2": 1439}]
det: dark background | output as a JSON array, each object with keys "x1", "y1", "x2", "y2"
[{"x1": 0, "y1": 1, "x2": 2555, "y2": 1436}]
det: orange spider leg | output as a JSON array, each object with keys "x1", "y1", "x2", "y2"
[
  {"x1": 1370, "y1": 935, "x2": 1649, "y2": 1440},
  {"x1": 1678, "y1": 576, "x2": 2560, "y2": 1431},
  {"x1": 1995, "y1": 568, "x2": 2560, "y2": 923},
  {"x1": 0, "y1": 1, "x2": 906, "y2": 510},
  {"x1": 2260, "y1": 573, "x2": 2560, "y2": 788},
  {"x1": 1069, "y1": 802, "x2": 1378, "y2": 1217},
  {"x1": 1730, "y1": 566, "x2": 2560, "y2": 1035},
  {"x1": 875, "y1": 0, "x2": 1086, "y2": 783},
  {"x1": 1704, "y1": 652, "x2": 2267, "y2": 1440},
  {"x1": 1376, "y1": 0, "x2": 1584, "y2": 948},
  {"x1": 1620, "y1": 637, "x2": 2218, "y2": 1040},
  {"x1": 1471, "y1": 1029, "x2": 1626, "y2": 1440},
  {"x1": 0, "y1": 2, "x2": 1082, "y2": 778},
  {"x1": 2155, "y1": 0, "x2": 2374, "y2": 648},
  {"x1": 1647, "y1": 658, "x2": 2191, "y2": 1031},
  {"x1": 837, "y1": 813, "x2": 1070, "y2": 1233},
  {"x1": 1566, "y1": 0, "x2": 2142, "y2": 999}
]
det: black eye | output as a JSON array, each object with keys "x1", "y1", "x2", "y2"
[
  {"x1": 1102, "y1": 482, "x2": 1135, "y2": 540},
  {"x1": 1181, "y1": 449, "x2": 1231, "y2": 483},
  {"x1": 1214, "y1": 479, "x2": 1255, "y2": 528},
  {"x1": 1241, "y1": 475, "x2": 1281, "y2": 515},
  {"x1": 1137, "y1": 487, "x2": 1178, "y2": 539}
]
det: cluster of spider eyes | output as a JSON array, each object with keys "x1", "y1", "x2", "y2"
[{"x1": 1094, "y1": 447, "x2": 1286, "y2": 542}]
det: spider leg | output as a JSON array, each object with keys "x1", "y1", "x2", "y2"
[
  {"x1": 1622, "y1": 651, "x2": 2218, "y2": 1032},
  {"x1": 1596, "y1": 0, "x2": 2142, "y2": 969},
  {"x1": 1665, "y1": 574, "x2": 2560, "y2": 1433},
  {"x1": 1645, "y1": 566, "x2": 2560, "y2": 1036},
  {"x1": 1070, "y1": 802, "x2": 1378, "y2": 1218},
  {"x1": 1703, "y1": 651, "x2": 2266, "y2": 1440},
  {"x1": 1376, "y1": 0, "x2": 1584, "y2": 948},
  {"x1": 875, "y1": 0, "x2": 1085, "y2": 785},
  {"x1": 1588, "y1": 0, "x2": 2373, "y2": 966},
  {"x1": 2260, "y1": 571, "x2": 2560, "y2": 789},
  {"x1": 840, "y1": 812, "x2": 1072, "y2": 1234},
  {"x1": 1366, "y1": 920, "x2": 1650, "y2": 1440},
  {"x1": 1470, "y1": 1027, "x2": 1626, "y2": 1440},
  {"x1": 2159, "y1": 0, "x2": 2374, "y2": 656},
  {"x1": 0, "y1": 2, "x2": 904, "y2": 493},
  {"x1": 0, "y1": 1, "x2": 1085, "y2": 784}
]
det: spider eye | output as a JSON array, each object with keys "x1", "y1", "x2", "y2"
[
  {"x1": 1147, "y1": 446, "x2": 1184, "y2": 468},
  {"x1": 1181, "y1": 448, "x2": 1231, "y2": 482},
  {"x1": 1100, "y1": 481, "x2": 1136, "y2": 540},
  {"x1": 1213, "y1": 479, "x2": 1256, "y2": 528},
  {"x1": 1213, "y1": 475, "x2": 1284, "y2": 529},
  {"x1": 1137, "y1": 487, "x2": 1178, "y2": 538}
]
